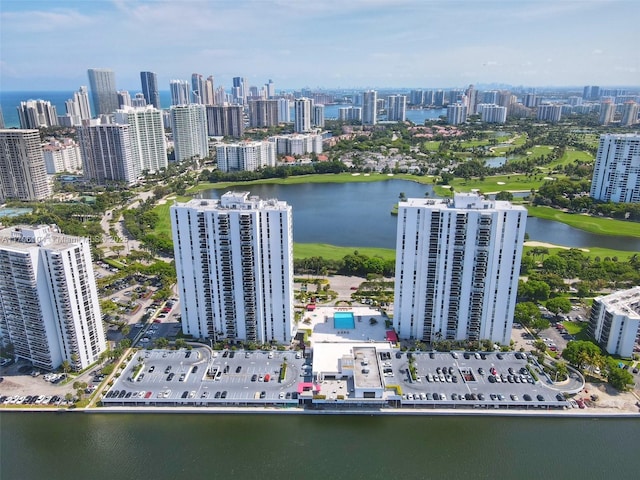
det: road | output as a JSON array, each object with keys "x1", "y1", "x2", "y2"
[{"x1": 99, "y1": 190, "x2": 157, "y2": 254}]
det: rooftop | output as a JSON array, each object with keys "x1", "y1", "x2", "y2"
[
  {"x1": 352, "y1": 346, "x2": 383, "y2": 390},
  {"x1": 401, "y1": 192, "x2": 526, "y2": 212},
  {"x1": 174, "y1": 192, "x2": 290, "y2": 212},
  {"x1": 0, "y1": 225, "x2": 85, "y2": 252},
  {"x1": 597, "y1": 286, "x2": 640, "y2": 319}
]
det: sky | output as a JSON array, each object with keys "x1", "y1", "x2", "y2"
[{"x1": 0, "y1": 0, "x2": 639, "y2": 92}]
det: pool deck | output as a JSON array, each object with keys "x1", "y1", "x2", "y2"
[{"x1": 302, "y1": 306, "x2": 389, "y2": 345}]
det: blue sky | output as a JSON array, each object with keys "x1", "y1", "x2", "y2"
[{"x1": 1, "y1": 0, "x2": 638, "y2": 91}]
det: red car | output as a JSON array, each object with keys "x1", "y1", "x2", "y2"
[{"x1": 576, "y1": 399, "x2": 585, "y2": 409}]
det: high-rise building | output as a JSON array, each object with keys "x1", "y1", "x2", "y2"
[
  {"x1": 465, "y1": 85, "x2": 478, "y2": 115},
  {"x1": 87, "y1": 68, "x2": 118, "y2": 115},
  {"x1": 447, "y1": 89, "x2": 463, "y2": 105},
  {"x1": 171, "y1": 192, "x2": 295, "y2": 343},
  {"x1": 599, "y1": 100, "x2": 616, "y2": 125},
  {"x1": 117, "y1": 90, "x2": 132, "y2": 108},
  {"x1": 131, "y1": 93, "x2": 147, "y2": 108},
  {"x1": 362, "y1": 90, "x2": 378, "y2": 125},
  {"x1": 191, "y1": 73, "x2": 206, "y2": 104},
  {"x1": 140, "y1": 71, "x2": 161, "y2": 109},
  {"x1": 78, "y1": 120, "x2": 137, "y2": 185},
  {"x1": 249, "y1": 100, "x2": 279, "y2": 128},
  {"x1": 277, "y1": 98, "x2": 291, "y2": 123},
  {"x1": 206, "y1": 105, "x2": 244, "y2": 138},
  {"x1": 338, "y1": 106, "x2": 362, "y2": 122},
  {"x1": 587, "y1": 287, "x2": 640, "y2": 358},
  {"x1": 269, "y1": 134, "x2": 323, "y2": 156},
  {"x1": 43, "y1": 138, "x2": 83, "y2": 174},
  {"x1": 447, "y1": 103, "x2": 467, "y2": 125},
  {"x1": 422, "y1": 90, "x2": 434, "y2": 106},
  {"x1": 536, "y1": 104, "x2": 562, "y2": 123},
  {"x1": 232, "y1": 77, "x2": 247, "y2": 105},
  {"x1": 621, "y1": 101, "x2": 639, "y2": 126},
  {"x1": 170, "y1": 80, "x2": 191, "y2": 106},
  {"x1": 213, "y1": 86, "x2": 227, "y2": 106},
  {"x1": 0, "y1": 129, "x2": 51, "y2": 202},
  {"x1": 0, "y1": 225, "x2": 107, "y2": 371},
  {"x1": 590, "y1": 133, "x2": 640, "y2": 203},
  {"x1": 216, "y1": 141, "x2": 276, "y2": 172},
  {"x1": 312, "y1": 104, "x2": 325, "y2": 128},
  {"x1": 204, "y1": 76, "x2": 215, "y2": 105},
  {"x1": 115, "y1": 106, "x2": 167, "y2": 175},
  {"x1": 393, "y1": 193, "x2": 526, "y2": 345},
  {"x1": 409, "y1": 90, "x2": 424, "y2": 106},
  {"x1": 189, "y1": 73, "x2": 215, "y2": 105},
  {"x1": 583, "y1": 85, "x2": 600, "y2": 101},
  {"x1": 170, "y1": 104, "x2": 208, "y2": 162},
  {"x1": 477, "y1": 104, "x2": 507, "y2": 123},
  {"x1": 567, "y1": 96, "x2": 583, "y2": 107},
  {"x1": 294, "y1": 98, "x2": 312, "y2": 133},
  {"x1": 386, "y1": 95, "x2": 407, "y2": 122},
  {"x1": 497, "y1": 90, "x2": 515, "y2": 108},
  {"x1": 17, "y1": 100, "x2": 58, "y2": 129},
  {"x1": 64, "y1": 86, "x2": 92, "y2": 126},
  {"x1": 523, "y1": 93, "x2": 537, "y2": 108},
  {"x1": 266, "y1": 79, "x2": 275, "y2": 99},
  {"x1": 0, "y1": 107, "x2": 5, "y2": 129}
]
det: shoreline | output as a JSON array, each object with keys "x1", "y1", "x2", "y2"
[{"x1": 2, "y1": 405, "x2": 639, "y2": 418}]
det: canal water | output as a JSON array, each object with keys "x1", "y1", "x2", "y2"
[
  {"x1": 1, "y1": 412, "x2": 639, "y2": 480},
  {"x1": 202, "y1": 180, "x2": 640, "y2": 251}
]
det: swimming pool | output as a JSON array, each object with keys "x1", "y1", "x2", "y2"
[{"x1": 334, "y1": 311, "x2": 355, "y2": 329}]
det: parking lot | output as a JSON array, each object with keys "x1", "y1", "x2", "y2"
[
  {"x1": 99, "y1": 346, "x2": 571, "y2": 410},
  {"x1": 103, "y1": 348, "x2": 308, "y2": 406},
  {"x1": 387, "y1": 350, "x2": 569, "y2": 409}
]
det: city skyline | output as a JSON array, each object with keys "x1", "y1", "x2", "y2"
[{"x1": 1, "y1": 0, "x2": 638, "y2": 92}]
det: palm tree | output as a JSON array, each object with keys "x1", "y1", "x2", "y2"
[{"x1": 61, "y1": 360, "x2": 71, "y2": 377}]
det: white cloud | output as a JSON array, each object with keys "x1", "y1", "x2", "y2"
[{"x1": 0, "y1": 0, "x2": 638, "y2": 89}]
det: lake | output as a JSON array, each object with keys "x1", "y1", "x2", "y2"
[
  {"x1": 2, "y1": 412, "x2": 639, "y2": 480},
  {"x1": 201, "y1": 180, "x2": 640, "y2": 251}
]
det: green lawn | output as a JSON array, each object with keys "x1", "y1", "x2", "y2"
[
  {"x1": 561, "y1": 321, "x2": 590, "y2": 340},
  {"x1": 151, "y1": 196, "x2": 189, "y2": 238},
  {"x1": 523, "y1": 244, "x2": 637, "y2": 261},
  {"x1": 294, "y1": 243, "x2": 395, "y2": 261},
  {"x1": 299, "y1": 242, "x2": 635, "y2": 262},
  {"x1": 151, "y1": 202, "x2": 172, "y2": 238},
  {"x1": 187, "y1": 172, "x2": 406, "y2": 196},
  {"x1": 526, "y1": 206, "x2": 640, "y2": 238},
  {"x1": 422, "y1": 141, "x2": 440, "y2": 151},
  {"x1": 433, "y1": 173, "x2": 555, "y2": 196},
  {"x1": 459, "y1": 139, "x2": 492, "y2": 148},
  {"x1": 547, "y1": 147, "x2": 593, "y2": 169}
]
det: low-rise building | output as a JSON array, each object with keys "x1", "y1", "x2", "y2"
[
  {"x1": 42, "y1": 138, "x2": 83, "y2": 174},
  {"x1": 588, "y1": 286, "x2": 640, "y2": 358}
]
